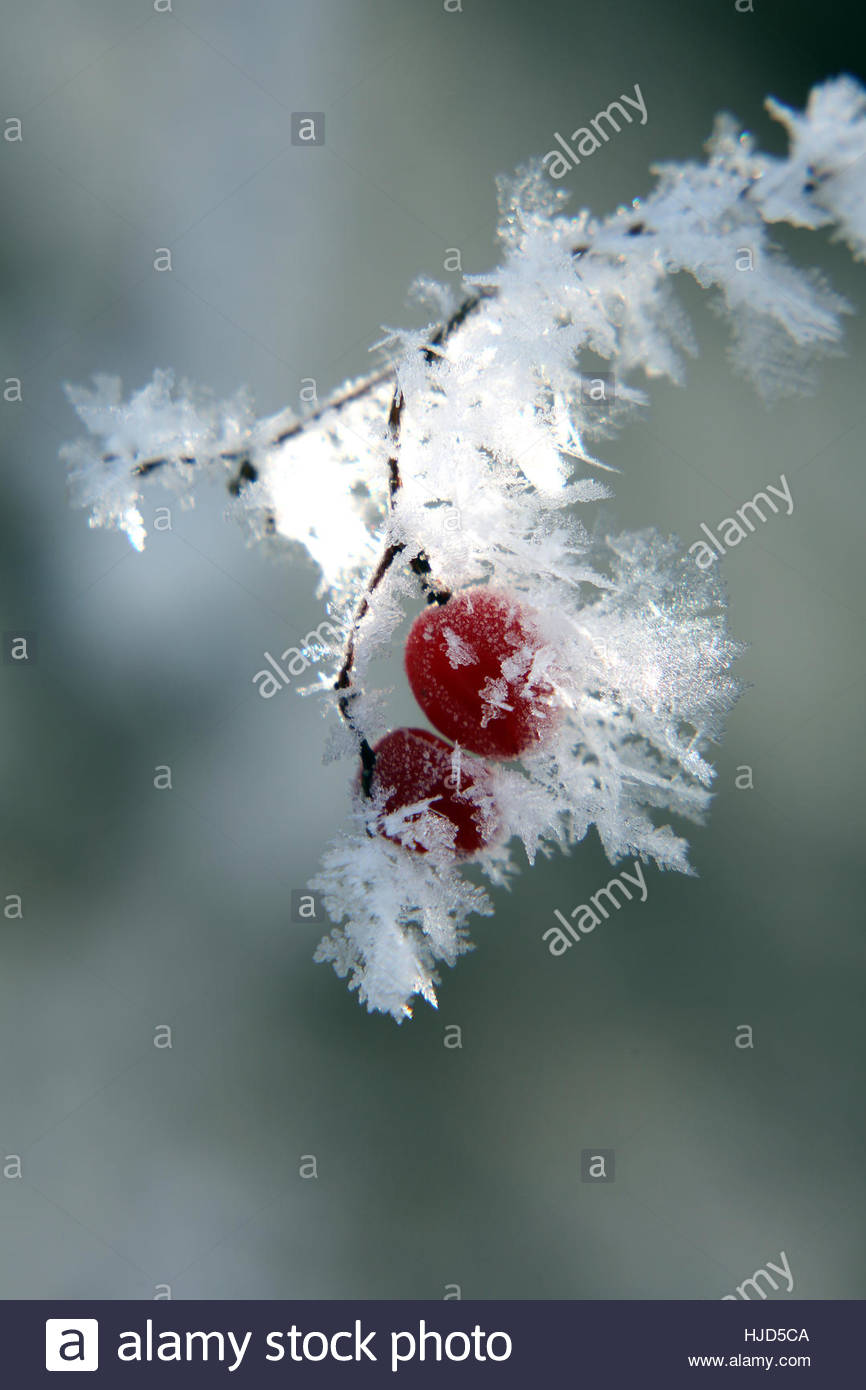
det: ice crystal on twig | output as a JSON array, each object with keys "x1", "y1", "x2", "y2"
[{"x1": 61, "y1": 79, "x2": 865, "y2": 1019}]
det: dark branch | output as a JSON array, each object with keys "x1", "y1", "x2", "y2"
[
  {"x1": 333, "y1": 374, "x2": 455, "y2": 796},
  {"x1": 227, "y1": 458, "x2": 259, "y2": 496},
  {"x1": 119, "y1": 290, "x2": 496, "y2": 484},
  {"x1": 421, "y1": 289, "x2": 494, "y2": 363},
  {"x1": 386, "y1": 387, "x2": 404, "y2": 502},
  {"x1": 271, "y1": 368, "x2": 394, "y2": 447},
  {"x1": 122, "y1": 294, "x2": 493, "y2": 798},
  {"x1": 334, "y1": 538, "x2": 406, "y2": 798}
]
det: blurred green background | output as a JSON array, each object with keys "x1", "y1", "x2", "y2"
[{"x1": 1, "y1": 0, "x2": 864, "y2": 1299}]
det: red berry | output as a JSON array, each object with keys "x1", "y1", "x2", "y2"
[
  {"x1": 362, "y1": 727, "x2": 497, "y2": 857},
  {"x1": 405, "y1": 588, "x2": 557, "y2": 758}
]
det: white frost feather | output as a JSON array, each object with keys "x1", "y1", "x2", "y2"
[{"x1": 60, "y1": 80, "x2": 866, "y2": 1019}]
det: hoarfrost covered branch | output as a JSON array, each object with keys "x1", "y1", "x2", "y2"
[{"x1": 61, "y1": 79, "x2": 866, "y2": 1020}]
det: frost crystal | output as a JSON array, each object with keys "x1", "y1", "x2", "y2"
[{"x1": 61, "y1": 79, "x2": 866, "y2": 1020}]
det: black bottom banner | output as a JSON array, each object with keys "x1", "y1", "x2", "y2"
[{"x1": 5, "y1": 1299, "x2": 861, "y2": 1386}]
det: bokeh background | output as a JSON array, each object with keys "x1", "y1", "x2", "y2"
[{"x1": 1, "y1": 0, "x2": 864, "y2": 1299}]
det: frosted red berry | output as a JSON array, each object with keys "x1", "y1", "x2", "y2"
[
  {"x1": 404, "y1": 588, "x2": 557, "y2": 758},
  {"x1": 362, "y1": 727, "x2": 497, "y2": 857}
]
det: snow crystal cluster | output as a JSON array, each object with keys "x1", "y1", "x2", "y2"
[{"x1": 61, "y1": 79, "x2": 866, "y2": 1020}]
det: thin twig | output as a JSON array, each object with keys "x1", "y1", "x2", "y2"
[
  {"x1": 125, "y1": 290, "x2": 495, "y2": 479},
  {"x1": 273, "y1": 294, "x2": 493, "y2": 795},
  {"x1": 123, "y1": 292, "x2": 495, "y2": 793},
  {"x1": 332, "y1": 375, "x2": 454, "y2": 796}
]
